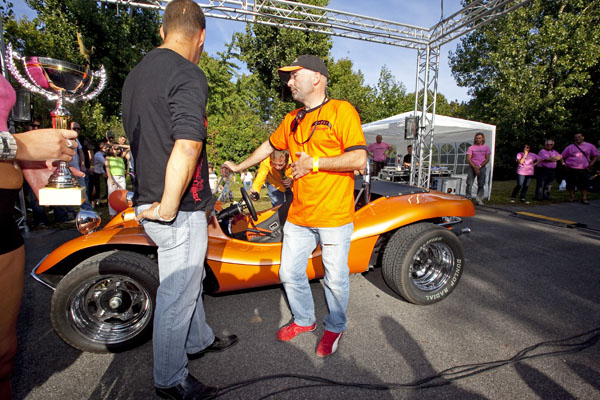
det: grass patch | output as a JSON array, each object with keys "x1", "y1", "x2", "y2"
[{"x1": 489, "y1": 179, "x2": 599, "y2": 205}]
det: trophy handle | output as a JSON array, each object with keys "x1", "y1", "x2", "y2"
[
  {"x1": 72, "y1": 66, "x2": 107, "y2": 103},
  {"x1": 6, "y1": 43, "x2": 58, "y2": 101}
]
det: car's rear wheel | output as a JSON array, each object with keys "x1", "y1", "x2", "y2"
[
  {"x1": 382, "y1": 223, "x2": 464, "y2": 305},
  {"x1": 51, "y1": 250, "x2": 159, "y2": 353}
]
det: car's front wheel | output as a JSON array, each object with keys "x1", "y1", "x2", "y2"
[
  {"x1": 50, "y1": 250, "x2": 159, "y2": 353},
  {"x1": 382, "y1": 223, "x2": 464, "y2": 305}
]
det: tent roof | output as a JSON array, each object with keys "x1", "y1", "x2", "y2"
[{"x1": 362, "y1": 111, "x2": 495, "y2": 145}]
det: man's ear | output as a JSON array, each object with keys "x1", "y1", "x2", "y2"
[
  {"x1": 198, "y1": 28, "x2": 206, "y2": 47},
  {"x1": 159, "y1": 25, "x2": 165, "y2": 40},
  {"x1": 313, "y1": 72, "x2": 321, "y2": 86}
]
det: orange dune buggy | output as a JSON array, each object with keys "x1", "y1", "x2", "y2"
[{"x1": 32, "y1": 174, "x2": 475, "y2": 353}]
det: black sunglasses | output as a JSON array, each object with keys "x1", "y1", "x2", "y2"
[
  {"x1": 290, "y1": 109, "x2": 306, "y2": 134},
  {"x1": 289, "y1": 98, "x2": 328, "y2": 145}
]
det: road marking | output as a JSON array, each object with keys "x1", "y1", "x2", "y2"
[{"x1": 515, "y1": 211, "x2": 577, "y2": 225}]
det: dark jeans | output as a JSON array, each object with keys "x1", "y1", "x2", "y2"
[
  {"x1": 511, "y1": 174, "x2": 533, "y2": 200},
  {"x1": 373, "y1": 160, "x2": 385, "y2": 177},
  {"x1": 24, "y1": 182, "x2": 47, "y2": 226},
  {"x1": 535, "y1": 167, "x2": 555, "y2": 200},
  {"x1": 89, "y1": 173, "x2": 102, "y2": 202},
  {"x1": 565, "y1": 167, "x2": 589, "y2": 192}
]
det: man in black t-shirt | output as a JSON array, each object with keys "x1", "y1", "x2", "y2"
[
  {"x1": 122, "y1": 1, "x2": 237, "y2": 398},
  {"x1": 403, "y1": 144, "x2": 413, "y2": 168}
]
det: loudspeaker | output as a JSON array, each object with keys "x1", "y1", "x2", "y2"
[
  {"x1": 405, "y1": 116, "x2": 419, "y2": 139},
  {"x1": 12, "y1": 88, "x2": 32, "y2": 122}
]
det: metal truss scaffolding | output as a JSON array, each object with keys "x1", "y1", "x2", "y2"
[{"x1": 98, "y1": 0, "x2": 532, "y2": 189}]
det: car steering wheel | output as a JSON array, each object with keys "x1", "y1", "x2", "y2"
[{"x1": 240, "y1": 187, "x2": 258, "y2": 221}]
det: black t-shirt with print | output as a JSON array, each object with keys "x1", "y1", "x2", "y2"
[{"x1": 122, "y1": 48, "x2": 212, "y2": 211}]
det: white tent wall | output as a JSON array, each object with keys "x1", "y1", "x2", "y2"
[{"x1": 362, "y1": 112, "x2": 496, "y2": 199}]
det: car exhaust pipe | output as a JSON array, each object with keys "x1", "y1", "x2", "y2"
[{"x1": 453, "y1": 228, "x2": 471, "y2": 236}]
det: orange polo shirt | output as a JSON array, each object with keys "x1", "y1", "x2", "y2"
[{"x1": 269, "y1": 99, "x2": 366, "y2": 227}]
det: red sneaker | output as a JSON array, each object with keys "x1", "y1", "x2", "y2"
[
  {"x1": 316, "y1": 330, "x2": 343, "y2": 357},
  {"x1": 276, "y1": 322, "x2": 316, "y2": 341}
]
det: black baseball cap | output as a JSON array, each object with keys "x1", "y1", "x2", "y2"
[{"x1": 278, "y1": 55, "x2": 328, "y2": 83}]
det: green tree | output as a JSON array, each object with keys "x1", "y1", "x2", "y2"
[
  {"x1": 4, "y1": 0, "x2": 161, "y2": 139},
  {"x1": 449, "y1": 0, "x2": 600, "y2": 177},
  {"x1": 326, "y1": 58, "x2": 376, "y2": 122},
  {"x1": 198, "y1": 53, "x2": 269, "y2": 167},
  {"x1": 232, "y1": 0, "x2": 332, "y2": 123}
]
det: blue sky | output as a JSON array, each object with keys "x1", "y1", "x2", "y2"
[{"x1": 13, "y1": 0, "x2": 471, "y2": 102}]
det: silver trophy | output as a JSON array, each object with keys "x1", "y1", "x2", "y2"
[{"x1": 6, "y1": 42, "x2": 106, "y2": 206}]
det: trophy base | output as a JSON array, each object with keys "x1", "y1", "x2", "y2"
[{"x1": 39, "y1": 187, "x2": 85, "y2": 206}]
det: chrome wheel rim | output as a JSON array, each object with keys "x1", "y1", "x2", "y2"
[
  {"x1": 410, "y1": 241, "x2": 455, "y2": 292},
  {"x1": 68, "y1": 275, "x2": 153, "y2": 344}
]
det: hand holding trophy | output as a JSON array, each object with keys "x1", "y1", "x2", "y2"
[{"x1": 6, "y1": 42, "x2": 106, "y2": 206}]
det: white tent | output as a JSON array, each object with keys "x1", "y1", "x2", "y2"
[{"x1": 362, "y1": 112, "x2": 496, "y2": 198}]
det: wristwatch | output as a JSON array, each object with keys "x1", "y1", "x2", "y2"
[{"x1": 0, "y1": 131, "x2": 17, "y2": 161}]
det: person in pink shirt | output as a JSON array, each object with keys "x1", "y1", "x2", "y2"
[
  {"x1": 367, "y1": 135, "x2": 391, "y2": 176},
  {"x1": 534, "y1": 139, "x2": 562, "y2": 201},
  {"x1": 561, "y1": 132, "x2": 599, "y2": 204},
  {"x1": 510, "y1": 144, "x2": 539, "y2": 204},
  {"x1": 466, "y1": 132, "x2": 491, "y2": 205}
]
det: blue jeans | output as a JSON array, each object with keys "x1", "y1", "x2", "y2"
[
  {"x1": 137, "y1": 205, "x2": 214, "y2": 388},
  {"x1": 76, "y1": 176, "x2": 93, "y2": 211},
  {"x1": 511, "y1": 174, "x2": 533, "y2": 200},
  {"x1": 267, "y1": 182, "x2": 291, "y2": 207},
  {"x1": 243, "y1": 181, "x2": 252, "y2": 192},
  {"x1": 279, "y1": 221, "x2": 354, "y2": 333}
]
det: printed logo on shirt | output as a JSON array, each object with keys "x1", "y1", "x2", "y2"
[{"x1": 190, "y1": 158, "x2": 205, "y2": 202}]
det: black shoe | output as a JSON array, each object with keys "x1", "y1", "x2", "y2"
[
  {"x1": 155, "y1": 374, "x2": 217, "y2": 400},
  {"x1": 187, "y1": 335, "x2": 239, "y2": 360}
]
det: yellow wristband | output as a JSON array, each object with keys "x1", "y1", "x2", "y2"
[{"x1": 313, "y1": 156, "x2": 319, "y2": 173}]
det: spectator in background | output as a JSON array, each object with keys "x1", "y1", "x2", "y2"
[
  {"x1": 116, "y1": 135, "x2": 133, "y2": 186},
  {"x1": 104, "y1": 145, "x2": 126, "y2": 216},
  {"x1": 241, "y1": 169, "x2": 253, "y2": 192},
  {"x1": 90, "y1": 142, "x2": 106, "y2": 207},
  {"x1": 403, "y1": 144, "x2": 413, "y2": 168},
  {"x1": 465, "y1": 132, "x2": 491, "y2": 206},
  {"x1": 385, "y1": 145, "x2": 397, "y2": 167},
  {"x1": 534, "y1": 139, "x2": 562, "y2": 201},
  {"x1": 251, "y1": 150, "x2": 292, "y2": 207},
  {"x1": 510, "y1": 144, "x2": 539, "y2": 204},
  {"x1": 561, "y1": 133, "x2": 598, "y2": 204},
  {"x1": 106, "y1": 131, "x2": 116, "y2": 146},
  {"x1": 208, "y1": 163, "x2": 218, "y2": 194},
  {"x1": 67, "y1": 122, "x2": 92, "y2": 211},
  {"x1": 367, "y1": 135, "x2": 391, "y2": 176},
  {"x1": 82, "y1": 137, "x2": 95, "y2": 204}
]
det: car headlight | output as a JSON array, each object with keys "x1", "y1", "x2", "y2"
[
  {"x1": 76, "y1": 210, "x2": 101, "y2": 234},
  {"x1": 126, "y1": 191, "x2": 134, "y2": 207}
]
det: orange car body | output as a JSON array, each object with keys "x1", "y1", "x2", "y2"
[{"x1": 34, "y1": 190, "x2": 475, "y2": 293}]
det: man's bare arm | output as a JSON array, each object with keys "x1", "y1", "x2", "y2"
[{"x1": 223, "y1": 140, "x2": 274, "y2": 173}]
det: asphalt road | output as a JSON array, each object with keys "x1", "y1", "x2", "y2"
[{"x1": 13, "y1": 200, "x2": 600, "y2": 400}]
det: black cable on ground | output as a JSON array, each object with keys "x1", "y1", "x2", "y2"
[{"x1": 215, "y1": 326, "x2": 600, "y2": 398}]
